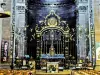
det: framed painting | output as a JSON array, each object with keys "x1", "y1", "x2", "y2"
[{"x1": 47, "y1": 62, "x2": 59, "y2": 73}]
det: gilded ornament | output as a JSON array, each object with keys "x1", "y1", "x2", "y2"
[
  {"x1": 47, "y1": 17, "x2": 57, "y2": 26},
  {"x1": 37, "y1": 35, "x2": 40, "y2": 37}
]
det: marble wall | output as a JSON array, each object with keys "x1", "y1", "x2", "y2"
[{"x1": 94, "y1": 0, "x2": 100, "y2": 42}]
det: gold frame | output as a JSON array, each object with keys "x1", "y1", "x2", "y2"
[{"x1": 47, "y1": 62, "x2": 59, "y2": 73}]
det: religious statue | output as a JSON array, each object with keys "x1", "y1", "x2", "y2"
[{"x1": 49, "y1": 45, "x2": 55, "y2": 56}]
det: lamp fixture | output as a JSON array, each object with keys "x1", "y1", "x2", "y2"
[{"x1": 0, "y1": 11, "x2": 10, "y2": 18}]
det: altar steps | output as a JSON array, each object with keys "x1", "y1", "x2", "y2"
[
  {"x1": 0, "y1": 69, "x2": 100, "y2": 75},
  {"x1": 36, "y1": 74, "x2": 70, "y2": 75},
  {"x1": 36, "y1": 70, "x2": 71, "y2": 75}
]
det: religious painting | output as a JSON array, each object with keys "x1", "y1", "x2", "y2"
[
  {"x1": 47, "y1": 62, "x2": 59, "y2": 73},
  {"x1": 1, "y1": 40, "x2": 9, "y2": 62}
]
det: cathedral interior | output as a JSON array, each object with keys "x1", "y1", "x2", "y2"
[{"x1": 0, "y1": 0, "x2": 100, "y2": 75}]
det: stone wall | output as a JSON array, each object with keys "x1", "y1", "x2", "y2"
[
  {"x1": 2, "y1": 0, "x2": 11, "y2": 41},
  {"x1": 1, "y1": 0, "x2": 11, "y2": 63},
  {"x1": 94, "y1": 0, "x2": 100, "y2": 42}
]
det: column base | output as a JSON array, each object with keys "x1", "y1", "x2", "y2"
[{"x1": 95, "y1": 60, "x2": 100, "y2": 70}]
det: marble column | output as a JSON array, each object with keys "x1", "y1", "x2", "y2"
[{"x1": 0, "y1": 7, "x2": 4, "y2": 63}]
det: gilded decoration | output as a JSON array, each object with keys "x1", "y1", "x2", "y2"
[
  {"x1": 45, "y1": 10, "x2": 60, "y2": 27},
  {"x1": 35, "y1": 10, "x2": 70, "y2": 37},
  {"x1": 47, "y1": 17, "x2": 57, "y2": 26}
]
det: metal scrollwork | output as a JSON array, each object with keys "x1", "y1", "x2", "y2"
[{"x1": 35, "y1": 10, "x2": 69, "y2": 36}]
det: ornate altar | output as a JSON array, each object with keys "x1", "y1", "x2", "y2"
[
  {"x1": 41, "y1": 54, "x2": 65, "y2": 71},
  {"x1": 35, "y1": 10, "x2": 75, "y2": 70}
]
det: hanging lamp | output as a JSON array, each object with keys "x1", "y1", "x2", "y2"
[{"x1": 0, "y1": 7, "x2": 10, "y2": 18}]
